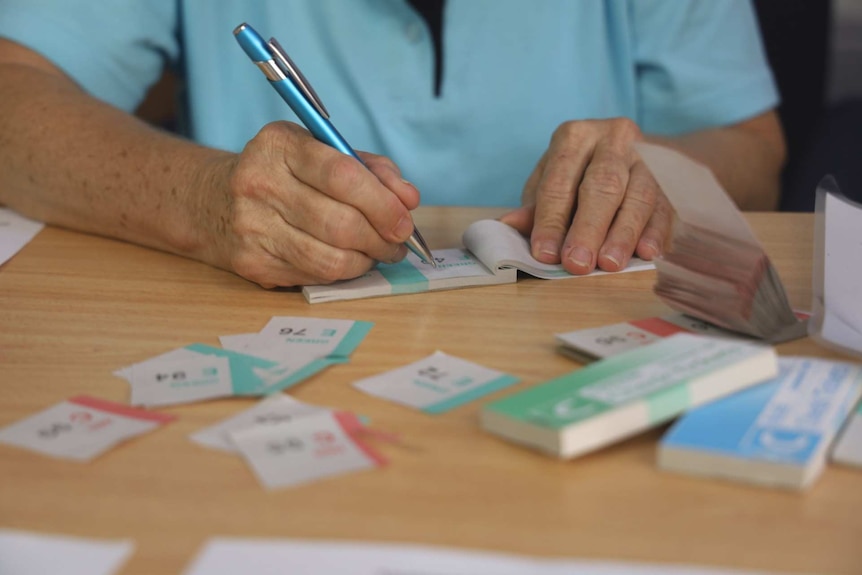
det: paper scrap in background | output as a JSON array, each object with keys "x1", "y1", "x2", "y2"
[
  {"x1": 190, "y1": 395, "x2": 330, "y2": 453},
  {"x1": 115, "y1": 343, "x2": 342, "y2": 400},
  {"x1": 220, "y1": 317, "x2": 373, "y2": 362},
  {"x1": 0, "y1": 208, "x2": 44, "y2": 267},
  {"x1": 230, "y1": 411, "x2": 385, "y2": 490},
  {"x1": 809, "y1": 176, "x2": 862, "y2": 358},
  {"x1": 0, "y1": 395, "x2": 174, "y2": 461},
  {"x1": 833, "y1": 399, "x2": 862, "y2": 468},
  {"x1": 353, "y1": 351, "x2": 519, "y2": 414},
  {"x1": 129, "y1": 355, "x2": 233, "y2": 407},
  {"x1": 0, "y1": 529, "x2": 133, "y2": 575},
  {"x1": 182, "y1": 537, "x2": 795, "y2": 575},
  {"x1": 659, "y1": 357, "x2": 862, "y2": 490},
  {"x1": 556, "y1": 313, "x2": 740, "y2": 362},
  {"x1": 556, "y1": 311, "x2": 811, "y2": 363}
]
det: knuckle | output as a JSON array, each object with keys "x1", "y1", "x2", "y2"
[
  {"x1": 323, "y1": 208, "x2": 364, "y2": 248},
  {"x1": 225, "y1": 201, "x2": 258, "y2": 237},
  {"x1": 228, "y1": 162, "x2": 263, "y2": 200},
  {"x1": 311, "y1": 250, "x2": 354, "y2": 283},
  {"x1": 613, "y1": 221, "x2": 641, "y2": 244},
  {"x1": 325, "y1": 155, "x2": 364, "y2": 195},
  {"x1": 611, "y1": 117, "x2": 642, "y2": 140},
  {"x1": 582, "y1": 165, "x2": 627, "y2": 202},
  {"x1": 552, "y1": 120, "x2": 583, "y2": 146},
  {"x1": 231, "y1": 252, "x2": 269, "y2": 285}
]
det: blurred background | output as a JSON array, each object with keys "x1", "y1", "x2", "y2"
[
  {"x1": 135, "y1": 0, "x2": 862, "y2": 211},
  {"x1": 755, "y1": 0, "x2": 862, "y2": 209}
]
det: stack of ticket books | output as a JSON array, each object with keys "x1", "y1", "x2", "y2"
[
  {"x1": 635, "y1": 143, "x2": 804, "y2": 342},
  {"x1": 480, "y1": 333, "x2": 777, "y2": 459},
  {"x1": 659, "y1": 357, "x2": 862, "y2": 489}
]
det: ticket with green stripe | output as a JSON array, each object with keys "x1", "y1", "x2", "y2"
[{"x1": 481, "y1": 333, "x2": 777, "y2": 459}]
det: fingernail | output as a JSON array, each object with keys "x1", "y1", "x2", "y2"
[
  {"x1": 393, "y1": 214, "x2": 414, "y2": 240},
  {"x1": 388, "y1": 244, "x2": 408, "y2": 263},
  {"x1": 567, "y1": 246, "x2": 593, "y2": 269},
  {"x1": 401, "y1": 178, "x2": 416, "y2": 189},
  {"x1": 534, "y1": 241, "x2": 559, "y2": 262},
  {"x1": 600, "y1": 248, "x2": 626, "y2": 270},
  {"x1": 640, "y1": 239, "x2": 660, "y2": 259}
]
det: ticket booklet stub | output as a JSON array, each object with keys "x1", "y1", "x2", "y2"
[
  {"x1": 481, "y1": 333, "x2": 777, "y2": 459},
  {"x1": 303, "y1": 219, "x2": 653, "y2": 303},
  {"x1": 556, "y1": 311, "x2": 810, "y2": 363},
  {"x1": 659, "y1": 357, "x2": 862, "y2": 490},
  {"x1": 636, "y1": 143, "x2": 804, "y2": 341}
]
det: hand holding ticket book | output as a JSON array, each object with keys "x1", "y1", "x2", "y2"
[{"x1": 636, "y1": 143, "x2": 806, "y2": 342}]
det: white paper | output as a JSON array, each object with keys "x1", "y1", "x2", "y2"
[
  {"x1": 810, "y1": 180, "x2": 862, "y2": 357},
  {"x1": 634, "y1": 144, "x2": 760, "y2": 246},
  {"x1": 353, "y1": 351, "x2": 518, "y2": 413},
  {"x1": 833, "y1": 406, "x2": 862, "y2": 467},
  {"x1": 304, "y1": 220, "x2": 654, "y2": 303},
  {"x1": 230, "y1": 411, "x2": 383, "y2": 489},
  {"x1": 182, "y1": 537, "x2": 787, "y2": 575},
  {"x1": 0, "y1": 529, "x2": 133, "y2": 575},
  {"x1": 0, "y1": 396, "x2": 171, "y2": 461},
  {"x1": 114, "y1": 347, "x2": 205, "y2": 380},
  {"x1": 190, "y1": 394, "x2": 330, "y2": 453},
  {"x1": 0, "y1": 208, "x2": 44, "y2": 267},
  {"x1": 221, "y1": 317, "x2": 371, "y2": 362},
  {"x1": 129, "y1": 355, "x2": 232, "y2": 407},
  {"x1": 464, "y1": 218, "x2": 654, "y2": 279}
]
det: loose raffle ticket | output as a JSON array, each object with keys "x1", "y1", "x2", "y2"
[
  {"x1": 0, "y1": 316, "x2": 521, "y2": 490},
  {"x1": 4, "y1": 148, "x2": 862, "y2": 573},
  {"x1": 4, "y1": 319, "x2": 862, "y2": 573}
]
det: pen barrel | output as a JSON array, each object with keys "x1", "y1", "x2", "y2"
[{"x1": 270, "y1": 79, "x2": 362, "y2": 163}]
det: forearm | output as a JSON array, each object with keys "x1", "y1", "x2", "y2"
[
  {"x1": 647, "y1": 112, "x2": 787, "y2": 211},
  {"x1": 0, "y1": 62, "x2": 233, "y2": 263}
]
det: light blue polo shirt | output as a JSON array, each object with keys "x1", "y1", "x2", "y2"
[{"x1": 0, "y1": 0, "x2": 777, "y2": 207}]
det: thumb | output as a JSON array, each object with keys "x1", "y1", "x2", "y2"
[{"x1": 498, "y1": 205, "x2": 535, "y2": 236}]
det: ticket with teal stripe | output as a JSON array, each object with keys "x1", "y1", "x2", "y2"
[
  {"x1": 304, "y1": 248, "x2": 513, "y2": 303},
  {"x1": 353, "y1": 351, "x2": 519, "y2": 414},
  {"x1": 303, "y1": 220, "x2": 654, "y2": 304},
  {"x1": 481, "y1": 333, "x2": 778, "y2": 459}
]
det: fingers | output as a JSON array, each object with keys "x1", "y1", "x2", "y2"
[
  {"x1": 554, "y1": 119, "x2": 642, "y2": 275},
  {"x1": 286, "y1": 131, "x2": 415, "y2": 245},
  {"x1": 219, "y1": 121, "x2": 416, "y2": 287},
  {"x1": 261, "y1": 163, "x2": 406, "y2": 264},
  {"x1": 228, "y1": 201, "x2": 378, "y2": 288},
  {"x1": 498, "y1": 205, "x2": 535, "y2": 236},
  {"x1": 359, "y1": 151, "x2": 421, "y2": 210},
  {"x1": 520, "y1": 151, "x2": 548, "y2": 206},
  {"x1": 530, "y1": 122, "x2": 594, "y2": 264},
  {"x1": 636, "y1": 189, "x2": 673, "y2": 261},
  {"x1": 593, "y1": 160, "x2": 658, "y2": 271}
]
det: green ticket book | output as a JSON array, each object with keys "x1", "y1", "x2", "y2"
[{"x1": 480, "y1": 333, "x2": 778, "y2": 459}]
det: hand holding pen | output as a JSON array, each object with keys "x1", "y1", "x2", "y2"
[{"x1": 233, "y1": 22, "x2": 436, "y2": 269}]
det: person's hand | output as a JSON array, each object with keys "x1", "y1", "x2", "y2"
[
  {"x1": 500, "y1": 118, "x2": 673, "y2": 274},
  {"x1": 194, "y1": 121, "x2": 419, "y2": 288}
]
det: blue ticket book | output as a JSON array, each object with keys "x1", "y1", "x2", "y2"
[{"x1": 658, "y1": 357, "x2": 862, "y2": 490}]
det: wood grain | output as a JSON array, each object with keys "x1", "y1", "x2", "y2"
[{"x1": 1, "y1": 209, "x2": 859, "y2": 574}]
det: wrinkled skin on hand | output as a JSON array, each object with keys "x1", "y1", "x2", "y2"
[
  {"x1": 501, "y1": 117, "x2": 674, "y2": 275},
  {"x1": 199, "y1": 121, "x2": 420, "y2": 288}
]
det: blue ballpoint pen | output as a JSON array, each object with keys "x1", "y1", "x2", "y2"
[{"x1": 233, "y1": 22, "x2": 436, "y2": 267}]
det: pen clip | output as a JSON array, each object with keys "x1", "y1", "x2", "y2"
[{"x1": 266, "y1": 38, "x2": 330, "y2": 119}]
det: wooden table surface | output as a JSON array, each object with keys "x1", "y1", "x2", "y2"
[{"x1": 1, "y1": 208, "x2": 859, "y2": 574}]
